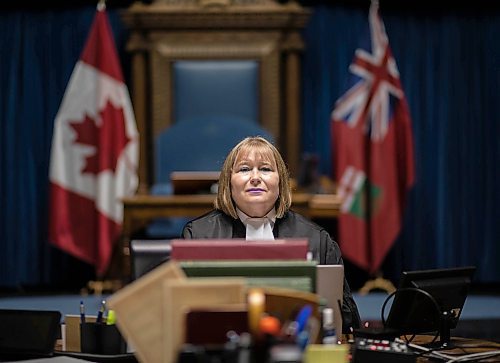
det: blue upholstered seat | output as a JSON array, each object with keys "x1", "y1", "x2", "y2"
[{"x1": 154, "y1": 116, "x2": 274, "y2": 187}]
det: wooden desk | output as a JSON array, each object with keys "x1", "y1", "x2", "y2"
[
  {"x1": 119, "y1": 193, "x2": 340, "y2": 279},
  {"x1": 411, "y1": 336, "x2": 500, "y2": 362}
]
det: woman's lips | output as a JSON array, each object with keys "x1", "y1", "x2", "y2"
[{"x1": 247, "y1": 188, "x2": 265, "y2": 193}]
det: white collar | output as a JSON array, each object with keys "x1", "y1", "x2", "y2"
[{"x1": 236, "y1": 207, "x2": 276, "y2": 240}]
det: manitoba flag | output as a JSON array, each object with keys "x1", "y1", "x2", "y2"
[
  {"x1": 49, "y1": 7, "x2": 139, "y2": 276},
  {"x1": 331, "y1": 1, "x2": 415, "y2": 274}
]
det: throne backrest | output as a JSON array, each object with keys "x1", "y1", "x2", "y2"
[{"x1": 153, "y1": 60, "x2": 274, "y2": 190}]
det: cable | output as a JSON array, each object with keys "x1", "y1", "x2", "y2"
[
  {"x1": 410, "y1": 341, "x2": 500, "y2": 363},
  {"x1": 381, "y1": 287, "x2": 442, "y2": 343},
  {"x1": 402, "y1": 333, "x2": 416, "y2": 344},
  {"x1": 407, "y1": 341, "x2": 454, "y2": 361},
  {"x1": 452, "y1": 343, "x2": 500, "y2": 350},
  {"x1": 444, "y1": 350, "x2": 500, "y2": 362}
]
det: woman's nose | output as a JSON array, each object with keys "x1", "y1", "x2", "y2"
[{"x1": 250, "y1": 168, "x2": 261, "y2": 182}]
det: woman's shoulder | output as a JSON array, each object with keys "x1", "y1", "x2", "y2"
[
  {"x1": 183, "y1": 209, "x2": 236, "y2": 239},
  {"x1": 188, "y1": 209, "x2": 229, "y2": 225},
  {"x1": 282, "y1": 210, "x2": 324, "y2": 232}
]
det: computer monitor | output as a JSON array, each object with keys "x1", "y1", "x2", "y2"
[
  {"x1": 385, "y1": 266, "x2": 476, "y2": 347},
  {"x1": 0, "y1": 309, "x2": 61, "y2": 361},
  {"x1": 316, "y1": 265, "x2": 344, "y2": 335},
  {"x1": 130, "y1": 239, "x2": 171, "y2": 280}
]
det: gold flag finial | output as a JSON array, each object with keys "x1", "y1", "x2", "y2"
[{"x1": 97, "y1": 0, "x2": 106, "y2": 11}]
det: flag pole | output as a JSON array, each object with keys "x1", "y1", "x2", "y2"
[
  {"x1": 359, "y1": 0, "x2": 397, "y2": 296},
  {"x1": 364, "y1": 0, "x2": 377, "y2": 275}
]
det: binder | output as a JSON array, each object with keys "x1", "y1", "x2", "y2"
[{"x1": 171, "y1": 239, "x2": 309, "y2": 261}]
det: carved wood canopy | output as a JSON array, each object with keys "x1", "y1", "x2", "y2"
[{"x1": 121, "y1": 0, "x2": 311, "y2": 193}]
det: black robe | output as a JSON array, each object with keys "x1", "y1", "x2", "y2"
[{"x1": 182, "y1": 209, "x2": 361, "y2": 332}]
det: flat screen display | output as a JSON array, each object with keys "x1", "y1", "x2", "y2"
[
  {"x1": 0, "y1": 309, "x2": 61, "y2": 360},
  {"x1": 385, "y1": 266, "x2": 476, "y2": 340}
]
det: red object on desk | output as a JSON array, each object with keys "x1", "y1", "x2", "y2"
[
  {"x1": 185, "y1": 308, "x2": 248, "y2": 345},
  {"x1": 170, "y1": 239, "x2": 309, "y2": 260}
]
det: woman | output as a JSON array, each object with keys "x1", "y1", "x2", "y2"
[{"x1": 182, "y1": 136, "x2": 361, "y2": 332}]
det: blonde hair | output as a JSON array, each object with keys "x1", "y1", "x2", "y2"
[{"x1": 215, "y1": 136, "x2": 292, "y2": 218}]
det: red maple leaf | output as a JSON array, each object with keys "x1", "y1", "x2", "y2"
[{"x1": 70, "y1": 101, "x2": 131, "y2": 175}]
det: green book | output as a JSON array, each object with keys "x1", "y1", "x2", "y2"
[{"x1": 179, "y1": 260, "x2": 317, "y2": 293}]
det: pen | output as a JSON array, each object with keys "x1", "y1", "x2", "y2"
[
  {"x1": 295, "y1": 305, "x2": 313, "y2": 333},
  {"x1": 96, "y1": 300, "x2": 106, "y2": 323},
  {"x1": 80, "y1": 300, "x2": 85, "y2": 324}
]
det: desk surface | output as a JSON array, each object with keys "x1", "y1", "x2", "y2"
[
  {"x1": 54, "y1": 351, "x2": 137, "y2": 362},
  {"x1": 410, "y1": 335, "x2": 500, "y2": 362},
  {"x1": 54, "y1": 337, "x2": 500, "y2": 363}
]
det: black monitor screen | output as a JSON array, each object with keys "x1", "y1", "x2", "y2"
[
  {"x1": 385, "y1": 266, "x2": 476, "y2": 343},
  {"x1": 130, "y1": 239, "x2": 171, "y2": 280},
  {"x1": 0, "y1": 309, "x2": 61, "y2": 359}
]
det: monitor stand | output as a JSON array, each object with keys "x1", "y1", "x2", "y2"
[{"x1": 422, "y1": 310, "x2": 455, "y2": 349}]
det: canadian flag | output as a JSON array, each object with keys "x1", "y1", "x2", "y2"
[{"x1": 49, "y1": 8, "x2": 138, "y2": 276}]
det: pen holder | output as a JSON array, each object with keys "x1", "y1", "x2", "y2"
[{"x1": 80, "y1": 322, "x2": 126, "y2": 354}]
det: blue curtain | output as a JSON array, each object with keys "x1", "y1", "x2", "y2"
[
  {"x1": 1, "y1": 4, "x2": 499, "y2": 287},
  {"x1": 0, "y1": 7, "x2": 129, "y2": 288},
  {"x1": 302, "y1": 5, "x2": 500, "y2": 283}
]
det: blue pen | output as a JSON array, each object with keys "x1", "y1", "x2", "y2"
[
  {"x1": 295, "y1": 305, "x2": 313, "y2": 333},
  {"x1": 294, "y1": 305, "x2": 314, "y2": 350},
  {"x1": 80, "y1": 300, "x2": 86, "y2": 324},
  {"x1": 96, "y1": 300, "x2": 106, "y2": 323}
]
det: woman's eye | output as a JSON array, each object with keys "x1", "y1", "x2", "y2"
[
  {"x1": 238, "y1": 166, "x2": 251, "y2": 173},
  {"x1": 260, "y1": 166, "x2": 273, "y2": 173}
]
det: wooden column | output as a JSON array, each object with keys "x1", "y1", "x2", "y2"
[
  {"x1": 282, "y1": 30, "x2": 306, "y2": 178},
  {"x1": 285, "y1": 51, "x2": 301, "y2": 178},
  {"x1": 129, "y1": 37, "x2": 149, "y2": 195}
]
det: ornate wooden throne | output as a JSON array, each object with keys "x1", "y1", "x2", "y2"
[{"x1": 121, "y1": 0, "x2": 311, "y2": 193}]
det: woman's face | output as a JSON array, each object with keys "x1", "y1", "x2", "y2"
[{"x1": 230, "y1": 149, "x2": 280, "y2": 217}]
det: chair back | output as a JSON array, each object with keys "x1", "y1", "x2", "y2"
[{"x1": 154, "y1": 59, "x2": 274, "y2": 188}]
